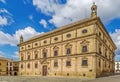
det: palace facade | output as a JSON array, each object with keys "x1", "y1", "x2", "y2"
[{"x1": 18, "y1": 3, "x2": 116, "y2": 78}]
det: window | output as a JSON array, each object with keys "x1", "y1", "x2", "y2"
[
  {"x1": 28, "y1": 45, "x2": 30, "y2": 48},
  {"x1": 66, "y1": 34, "x2": 71, "y2": 38},
  {"x1": 82, "y1": 59, "x2": 88, "y2": 66},
  {"x1": 43, "y1": 40, "x2": 47, "y2": 44},
  {"x1": 21, "y1": 56, "x2": 23, "y2": 61},
  {"x1": 54, "y1": 50, "x2": 58, "y2": 56},
  {"x1": 54, "y1": 37, "x2": 58, "y2": 41},
  {"x1": 28, "y1": 55, "x2": 30, "y2": 60},
  {"x1": 10, "y1": 67, "x2": 12, "y2": 71},
  {"x1": 10, "y1": 62, "x2": 12, "y2": 66},
  {"x1": 35, "y1": 63, "x2": 38, "y2": 68},
  {"x1": 35, "y1": 43, "x2": 38, "y2": 46},
  {"x1": 21, "y1": 47, "x2": 24, "y2": 49},
  {"x1": 35, "y1": 54, "x2": 38, "y2": 59},
  {"x1": 82, "y1": 29, "x2": 87, "y2": 34},
  {"x1": 27, "y1": 63, "x2": 30, "y2": 69},
  {"x1": 21, "y1": 64, "x2": 23, "y2": 69},
  {"x1": 66, "y1": 48, "x2": 71, "y2": 55},
  {"x1": 54, "y1": 61, "x2": 58, "y2": 67},
  {"x1": 66, "y1": 60, "x2": 71, "y2": 66},
  {"x1": 43, "y1": 52, "x2": 47, "y2": 58},
  {"x1": 82, "y1": 46, "x2": 87, "y2": 52},
  {"x1": 99, "y1": 32, "x2": 101, "y2": 36}
]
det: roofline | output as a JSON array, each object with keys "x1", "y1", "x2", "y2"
[
  {"x1": 18, "y1": 17, "x2": 98, "y2": 46},
  {"x1": 97, "y1": 17, "x2": 117, "y2": 49}
]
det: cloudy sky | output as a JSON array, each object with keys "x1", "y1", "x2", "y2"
[{"x1": 0, "y1": 0, "x2": 120, "y2": 60}]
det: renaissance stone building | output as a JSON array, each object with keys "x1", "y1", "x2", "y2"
[
  {"x1": 18, "y1": 3, "x2": 116, "y2": 78},
  {"x1": 0, "y1": 57, "x2": 19, "y2": 76}
]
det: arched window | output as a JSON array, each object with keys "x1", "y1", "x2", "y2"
[
  {"x1": 65, "y1": 43, "x2": 72, "y2": 55},
  {"x1": 53, "y1": 46, "x2": 59, "y2": 56},
  {"x1": 21, "y1": 53, "x2": 24, "y2": 61},
  {"x1": 81, "y1": 40, "x2": 89, "y2": 53},
  {"x1": 28, "y1": 55, "x2": 30, "y2": 60},
  {"x1": 82, "y1": 46, "x2": 87, "y2": 52},
  {"x1": 34, "y1": 50, "x2": 38, "y2": 59},
  {"x1": 27, "y1": 52, "x2": 31, "y2": 60},
  {"x1": 42, "y1": 48, "x2": 47, "y2": 58}
]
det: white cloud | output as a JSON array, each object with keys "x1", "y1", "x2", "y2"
[
  {"x1": 0, "y1": 9, "x2": 9, "y2": 14},
  {"x1": 39, "y1": 19, "x2": 48, "y2": 28},
  {"x1": 0, "y1": 8, "x2": 14, "y2": 26},
  {"x1": 110, "y1": 29, "x2": 120, "y2": 60},
  {"x1": 0, "y1": 0, "x2": 6, "y2": 4},
  {"x1": 0, "y1": 26, "x2": 44, "y2": 46},
  {"x1": 33, "y1": 0, "x2": 120, "y2": 27},
  {"x1": 0, "y1": 16, "x2": 7, "y2": 26}
]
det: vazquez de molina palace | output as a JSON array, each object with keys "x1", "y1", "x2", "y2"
[{"x1": 18, "y1": 3, "x2": 116, "y2": 78}]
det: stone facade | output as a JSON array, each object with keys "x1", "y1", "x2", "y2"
[
  {"x1": 0, "y1": 57, "x2": 19, "y2": 76},
  {"x1": 0, "y1": 58, "x2": 7, "y2": 76},
  {"x1": 7, "y1": 60, "x2": 19, "y2": 76},
  {"x1": 18, "y1": 3, "x2": 116, "y2": 78}
]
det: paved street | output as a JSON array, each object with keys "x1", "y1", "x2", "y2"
[{"x1": 0, "y1": 74, "x2": 120, "y2": 82}]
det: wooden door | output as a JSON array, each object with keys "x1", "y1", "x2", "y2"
[{"x1": 42, "y1": 65, "x2": 47, "y2": 76}]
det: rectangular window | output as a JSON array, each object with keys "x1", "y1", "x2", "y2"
[
  {"x1": 43, "y1": 52, "x2": 47, "y2": 58},
  {"x1": 21, "y1": 57, "x2": 23, "y2": 61},
  {"x1": 35, "y1": 63, "x2": 38, "y2": 68},
  {"x1": 54, "y1": 61, "x2": 58, "y2": 67},
  {"x1": 35, "y1": 54, "x2": 38, "y2": 59},
  {"x1": 82, "y1": 46, "x2": 87, "y2": 52},
  {"x1": 10, "y1": 62, "x2": 12, "y2": 66},
  {"x1": 28, "y1": 55, "x2": 30, "y2": 60},
  {"x1": 66, "y1": 61, "x2": 71, "y2": 66},
  {"x1": 54, "y1": 50, "x2": 58, "y2": 56},
  {"x1": 82, "y1": 59, "x2": 88, "y2": 66},
  {"x1": 66, "y1": 48, "x2": 71, "y2": 55}
]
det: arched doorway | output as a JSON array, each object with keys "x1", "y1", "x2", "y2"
[{"x1": 14, "y1": 72, "x2": 17, "y2": 76}]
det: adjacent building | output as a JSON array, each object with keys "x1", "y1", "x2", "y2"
[
  {"x1": 18, "y1": 3, "x2": 116, "y2": 78},
  {"x1": 0, "y1": 57, "x2": 7, "y2": 76},
  {"x1": 115, "y1": 61, "x2": 120, "y2": 73},
  {"x1": 0, "y1": 57, "x2": 19, "y2": 76},
  {"x1": 7, "y1": 59, "x2": 19, "y2": 76}
]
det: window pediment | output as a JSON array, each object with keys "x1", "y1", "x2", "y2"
[
  {"x1": 42, "y1": 48, "x2": 47, "y2": 52},
  {"x1": 53, "y1": 46, "x2": 59, "y2": 50},
  {"x1": 81, "y1": 40, "x2": 89, "y2": 45},
  {"x1": 65, "y1": 43, "x2": 72, "y2": 48}
]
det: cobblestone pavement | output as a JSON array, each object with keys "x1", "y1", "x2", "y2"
[{"x1": 0, "y1": 74, "x2": 120, "y2": 82}]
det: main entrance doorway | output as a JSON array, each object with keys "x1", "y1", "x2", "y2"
[{"x1": 42, "y1": 65, "x2": 47, "y2": 76}]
